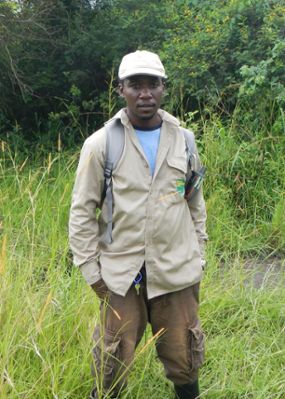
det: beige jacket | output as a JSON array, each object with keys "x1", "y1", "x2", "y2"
[{"x1": 69, "y1": 109, "x2": 207, "y2": 299}]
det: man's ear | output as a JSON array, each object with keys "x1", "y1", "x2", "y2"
[{"x1": 118, "y1": 82, "x2": 125, "y2": 98}]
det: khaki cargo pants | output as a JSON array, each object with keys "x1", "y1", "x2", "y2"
[{"x1": 91, "y1": 269, "x2": 205, "y2": 397}]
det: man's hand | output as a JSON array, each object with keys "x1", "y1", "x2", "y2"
[{"x1": 91, "y1": 278, "x2": 109, "y2": 301}]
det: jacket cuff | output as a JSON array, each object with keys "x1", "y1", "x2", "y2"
[
  {"x1": 198, "y1": 239, "x2": 207, "y2": 259},
  {"x1": 79, "y1": 260, "x2": 101, "y2": 285}
]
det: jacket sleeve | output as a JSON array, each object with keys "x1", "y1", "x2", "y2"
[
  {"x1": 69, "y1": 135, "x2": 105, "y2": 285},
  {"x1": 187, "y1": 139, "x2": 208, "y2": 259}
]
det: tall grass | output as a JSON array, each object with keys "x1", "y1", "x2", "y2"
[{"x1": 0, "y1": 115, "x2": 284, "y2": 398}]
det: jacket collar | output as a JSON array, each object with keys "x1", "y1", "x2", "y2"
[
  {"x1": 111, "y1": 108, "x2": 181, "y2": 128},
  {"x1": 110, "y1": 108, "x2": 180, "y2": 181}
]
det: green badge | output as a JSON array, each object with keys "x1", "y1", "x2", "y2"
[{"x1": 176, "y1": 179, "x2": 185, "y2": 197}]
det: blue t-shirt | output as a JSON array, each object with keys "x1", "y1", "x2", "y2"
[{"x1": 134, "y1": 124, "x2": 161, "y2": 176}]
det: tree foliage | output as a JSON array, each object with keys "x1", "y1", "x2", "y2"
[{"x1": 0, "y1": 0, "x2": 284, "y2": 139}]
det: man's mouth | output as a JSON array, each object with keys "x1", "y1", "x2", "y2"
[{"x1": 137, "y1": 104, "x2": 155, "y2": 109}]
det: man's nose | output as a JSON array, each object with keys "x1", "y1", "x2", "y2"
[{"x1": 139, "y1": 86, "x2": 152, "y2": 98}]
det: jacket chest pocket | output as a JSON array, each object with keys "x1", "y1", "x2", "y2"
[
  {"x1": 166, "y1": 155, "x2": 187, "y2": 193},
  {"x1": 166, "y1": 156, "x2": 187, "y2": 175},
  {"x1": 157, "y1": 156, "x2": 188, "y2": 205}
]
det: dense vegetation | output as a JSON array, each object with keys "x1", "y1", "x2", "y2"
[
  {"x1": 1, "y1": 0, "x2": 285, "y2": 140},
  {"x1": 0, "y1": 126, "x2": 284, "y2": 398},
  {"x1": 0, "y1": 0, "x2": 284, "y2": 398}
]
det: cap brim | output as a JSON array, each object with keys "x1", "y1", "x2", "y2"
[{"x1": 119, "y1": 67, "x2": 167, "y2": 80}]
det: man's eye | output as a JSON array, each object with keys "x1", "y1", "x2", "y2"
[{"x1": 150, "y1": 81, "x2": 160, "y2": 88}]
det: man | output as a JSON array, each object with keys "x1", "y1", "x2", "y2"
[{"x1": 69, "y1": 50, "x2": 207, "y2": 399}]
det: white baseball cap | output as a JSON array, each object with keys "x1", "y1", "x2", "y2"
[{"x1": 118, "y1": 50, "x2": 167, "y2": 80}]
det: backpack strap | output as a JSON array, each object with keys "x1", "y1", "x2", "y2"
[
  {"x1": 180, "y1": 127, "x2": 195, "y2": 171},
  {"x1": 180, "y1": 127, "x2": 206, "y2": 200},
  {"x1": 103, "y1": 118, "x2": 125, "y2": 244}
]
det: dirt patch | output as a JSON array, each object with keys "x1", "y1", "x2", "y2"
[{"x1": 243, "y1": 255, "x2": 285, "y2": 289}]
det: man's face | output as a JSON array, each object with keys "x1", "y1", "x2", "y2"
[{"x1": 118, "y1": 75, "x2": 165, "y2": 127}]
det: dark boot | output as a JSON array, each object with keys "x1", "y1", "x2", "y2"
[
  {"x1": 89, "y1": 388, "x2": 98, "y2": 399},
  {"x1": 174, "y1": 380, "x2": 200, "y2": 399},
  {"x1": 89, "y1": 387, "x2": 119, "y2": 399}
]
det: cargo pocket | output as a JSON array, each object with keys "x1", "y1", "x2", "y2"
[
  {"x1": 188, "y1": 322, "x2": 205, "y2": 371},
  {"x1": 92, "y1": 327, "x2": 122, "y2": 391}
]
